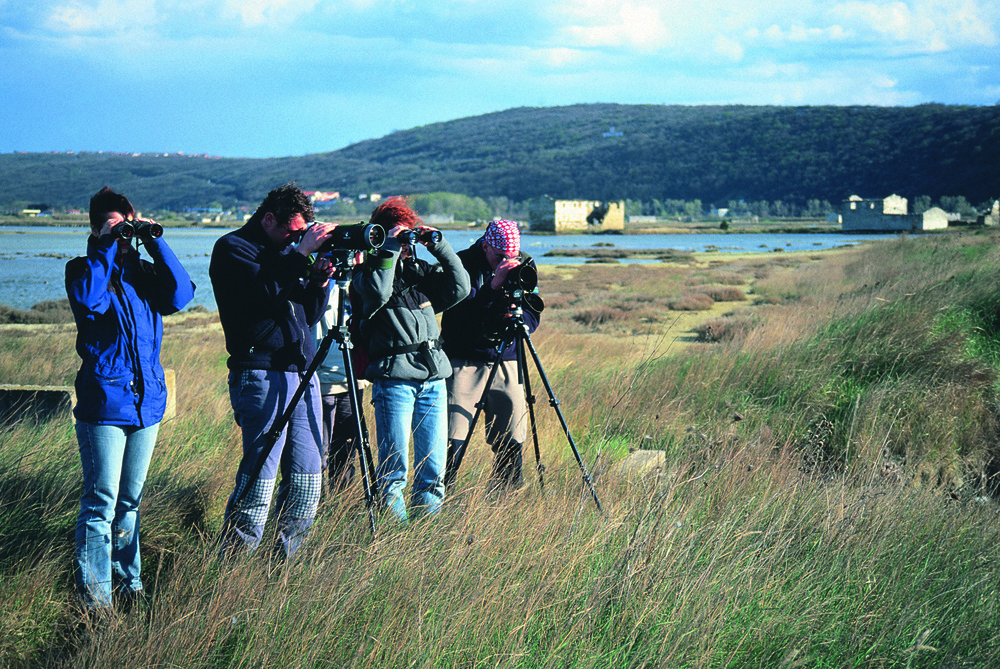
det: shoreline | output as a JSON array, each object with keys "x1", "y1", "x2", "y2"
[
  {"x1": 1, "y1": 246, "x2": 852, "y2": 333},
  {"x1": 1, "y1": 218, "x2": 849, "y2": 235}
]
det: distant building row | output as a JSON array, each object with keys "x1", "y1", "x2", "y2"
[
  {"x1": 303, "y1": 191, "x2": 382, "y2": 204},
  {"x1": 840, "y1": 194, "x2": 1000, "y2": 232}
]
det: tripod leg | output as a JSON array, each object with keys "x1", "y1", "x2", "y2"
[
  {"x1": 343, "y1": 341, "x2": 378, "y2": 536},
  {"x1": 359, "y1": 402, "x2": 377, "y2": 494},
  {"x1": 515, "y1": 331, "x2": 545, "y2": 491},
  {"x1": 519, "y1": 325, "x2": 604, "y2": 515}
]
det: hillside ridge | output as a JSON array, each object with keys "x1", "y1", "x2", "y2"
[{"x1": 2, "y1": 103, "x2": 998, "y2": 211}]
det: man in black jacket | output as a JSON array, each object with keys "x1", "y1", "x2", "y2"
[
  {"x1": 210, "y1": 183, "x2": 336, "y2": 558},
  {"x1": 441, "y1": 219, "x2": 539, "y2": 492}
]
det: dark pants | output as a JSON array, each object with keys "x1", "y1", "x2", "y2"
[
  {"x1": 221, "y1": 369, "x2": 323, "y2": 559},
  {"x1": 321, "y1": 389, "x2": 364, "y2": 492}
]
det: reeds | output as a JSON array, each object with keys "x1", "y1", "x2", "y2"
[{"x1": 2, "y1": 232, "x2": 1000, "y2": 667}]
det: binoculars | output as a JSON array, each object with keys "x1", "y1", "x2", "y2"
[
  {"x1": 396, "y1": 228, "x2": 443, "y2": 245},
  {"x1": 115, "y1": 219, "x2": 163, "y2": 241}
]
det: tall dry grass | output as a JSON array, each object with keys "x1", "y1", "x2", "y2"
[{"x1": 2, "y1": 233, "x2": 1000, "y2": 667}]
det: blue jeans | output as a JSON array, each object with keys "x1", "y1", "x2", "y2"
[
  {"x1": 371, "y1": 379, "x2": 447, "y2": 523},
  {"x1": 74, "y1": 421, "x2": 158, "y2": 608},
  {"x1": 221, "y1": 369, "x2": 323, "y2": 558}
]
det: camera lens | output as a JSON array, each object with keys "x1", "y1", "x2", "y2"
[{"x1": 503, "y1": 264, "x2": 537, "y2": 293}]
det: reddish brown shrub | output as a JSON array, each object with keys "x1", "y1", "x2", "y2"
[
  {"x1": 695, "y1": 314, "x2": 758, "y2": 342},
  {"x1": 668, "y1": 293, "x2": 714, "y2": 311},
  {"x1": 698, "y1": 285, "x2": 747, "y2": 301},
  {"x1": 572, "y1": 306, "x2": 629, "y2": 327}
]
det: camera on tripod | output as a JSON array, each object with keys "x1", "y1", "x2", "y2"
[
  {"x1": 484, "y1": 263, "x2": 544, "y2": 344},
  {"x1": 499, "y1": 263, "x2": 544, "y2": 315},
  {"x1": 396, "y1": 228, "x2": 443, "y2": 246},
  {"x1": 114, "y1": 218, "x2": 162, "y2": 241}
]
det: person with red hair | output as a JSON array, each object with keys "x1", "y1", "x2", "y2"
[{"x1": 352, "y1": 197, "x2": 470, "y2": 523}]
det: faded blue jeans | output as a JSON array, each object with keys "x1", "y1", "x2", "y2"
[
  {"x1": 371, "y1": 378, "x2": 447, "y2": 523},
  {"x1": 74, "y1": 421, "x2": 159, "y2": 609},
  {"x1": 220, "y1": 369, "x2": 323, "y2": 559}
]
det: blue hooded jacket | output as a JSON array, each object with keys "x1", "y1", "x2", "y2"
[{"x1": 65, "y1": 234, "x2": 195, "y2": 427}]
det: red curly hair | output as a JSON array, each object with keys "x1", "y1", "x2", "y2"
[{"x1": 369, "y1": 196, "x2": 421, "y2": 230}]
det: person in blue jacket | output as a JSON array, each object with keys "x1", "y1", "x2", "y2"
[{"x1": 65, "y1": 186, "x2": 195, "y2": 614}]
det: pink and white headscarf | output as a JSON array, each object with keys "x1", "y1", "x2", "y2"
[{"x1": 484, "y1": 219, "x2": 520, "y2": 257}]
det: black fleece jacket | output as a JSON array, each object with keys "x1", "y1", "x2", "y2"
[
  {"x1": 210, "y1": 220, "x2": 327, "y2": 372},
  {"x1": 440, "y1": 242, "x2": 539, "y2": 363}
]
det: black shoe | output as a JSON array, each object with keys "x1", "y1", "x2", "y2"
[
  {"x1": 491, "y1": 441, "x2": 524, "y2": 491},
  {"x1": 76, "y1": 604, "x2": 117, "y2": 634},
  {"x1": 114, "y1": 589, "x2": 146, "y2": 616}
]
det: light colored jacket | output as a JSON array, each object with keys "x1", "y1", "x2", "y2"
[{"x1": 311, "y1": 283, "x2": 370, "y2": 395}]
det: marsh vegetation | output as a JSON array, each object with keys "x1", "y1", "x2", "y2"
[{"x1": 2, "y1": 231, "x2": 999, "y2": 667}]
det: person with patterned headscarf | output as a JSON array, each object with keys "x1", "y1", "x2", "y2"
[{"x1": 441, "y1": 219, "x2": 541, "y2": 493}]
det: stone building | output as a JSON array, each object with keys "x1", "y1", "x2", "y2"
[
  {"x1": 841, "y1": 194, "x2": 947, "y2": 232},
  {"x1": 529, "y1": 197, "x2": 625, "y2": 232},
  {"x1": 977, "y1": 200, "x2": 999, "y2": 226},
  {"x1": 920, "y1": 207, "x2": 950, "y2": 230}
]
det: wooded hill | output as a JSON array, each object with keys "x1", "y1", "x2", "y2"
[{"x1": 2, "y1": 103, "x2": 998, "y2": 212}]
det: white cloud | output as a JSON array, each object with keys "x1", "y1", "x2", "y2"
[
  {"x1": 873, "y1": 73, "x2": 898, "y2": 88},
  {"x1": 763, "y1": 24, "x2": 784, "y2": 40},
  {"x1": 713, "y1": 34, "x2": 744, "y2": 61},
  {"x1": 831, "y1": 1, "x2": 930, "y2": 40},
  {"x1": 830, "y1": 0, "x2": 998, "y2": 51},
  {"x1": 755, "y1": 21, "x2": 851, "y2": 44},
  {"x1": 556, "y1": 1, "x2": 672, "y2": 52},
  {"x1": 542, "y1": 47, "x2": 587, "y2": 68},
  {"x1": 222, "y1": 0, "x2": 320, "y2": 27},
  {"x1": 47, "y1": 0, "x2": 158, "y2": 34},
  {"x1": 929, "y1": 0, "x2": 998, "y2": 45},
  {"x1": 743, "y1": 60, "x2": 810, "y2": 79}
]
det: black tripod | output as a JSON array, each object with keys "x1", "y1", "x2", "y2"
[
  {"x1": 232, "y1": 268, "x2": 379, "y2": 535},
  {"x1": 447, "y1": 304, "x2": 604, "y2": 514}
]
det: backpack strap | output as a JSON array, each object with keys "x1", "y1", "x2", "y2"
[{"x1": 368, "y1": 337, "x2": 442, "y2": 361}]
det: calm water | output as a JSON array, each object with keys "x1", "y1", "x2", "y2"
[{"x1": 0, "y1": 226, "x2": 899, "y2": 311}]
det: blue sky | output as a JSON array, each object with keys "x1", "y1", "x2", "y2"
[{"x1": 1, "y1": 0, "x2": 998, "y2": 158}]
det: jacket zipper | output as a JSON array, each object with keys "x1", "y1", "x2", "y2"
[{"x1": 113, "y1": 268, "x2": 145, "y2": 427}]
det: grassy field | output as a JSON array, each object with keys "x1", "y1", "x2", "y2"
[{"x1": 1, "y1": 231, "x2": 999, "y2": 667}]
